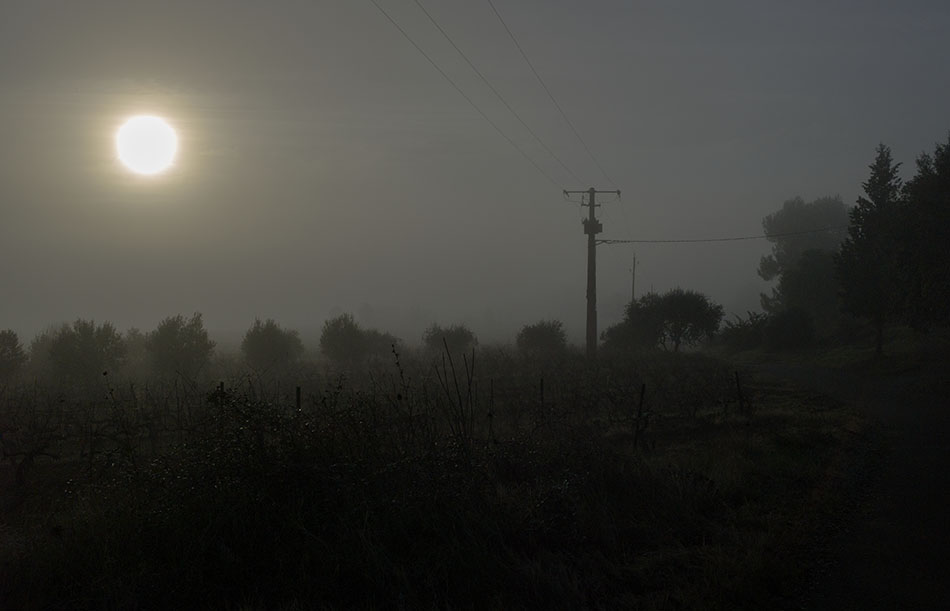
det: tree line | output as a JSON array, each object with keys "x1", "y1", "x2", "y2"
[
  {"x1": 0, "y1": 314, "x2": 577, "y2": 384},
  {"x1": 838, "y1": 138, "x2": 950, "y2": 353},
  {"x1": 3, "y1": 135, "x2": 945, "y2": 375},
  {"x1": 721, "y1": 134, "x2": 950, "y2": 354},
  {"x1": 598, "y1": 134, "x2": 950, "y2": 356}
]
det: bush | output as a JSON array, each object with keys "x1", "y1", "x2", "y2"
[
  {"x1": 516, "y1": 320, "x2": 567, "y2": 355},
  {"x1": 717, "y1": 312, "x2": 768, "y2": 350},
  {"x1": 763, "y1": 308, "x2": 816, "y2": 351}
]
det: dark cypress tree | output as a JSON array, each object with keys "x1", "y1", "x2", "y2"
[
  {"x1": 899, "y1": 134, "x2": 950, "y2": 327},
  {"x1": 836, "y1": 144, "x2": 903, "y2": 355}
]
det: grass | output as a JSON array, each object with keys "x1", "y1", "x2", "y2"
[
  {"x1": 715, "y1": 323, "x2": 950, "y2": 375},
  {"x1": 0, "y1": 350, "x2": 870, "y2": 609}
]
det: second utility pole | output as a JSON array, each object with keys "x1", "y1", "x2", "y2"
[{"x1": 565, "y1": 187, "x2": 621, "y2": 359}]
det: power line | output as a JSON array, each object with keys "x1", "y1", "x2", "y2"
[
  {"x1": 411, "y1": 0, "x2": 586, "y2": 186},
  {"x1": 487, "y1": 0, "x2": 617, "y2": 188},
  {"x1": 597, "y1": 225, "x2": 851, "y2": 245},
  {"x1": 367, "y1": 0, "x2": 562, "y2": 188}
]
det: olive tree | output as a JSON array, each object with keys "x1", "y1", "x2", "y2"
[
  {"x1": 423, "y1": 323, "x2": 477, "y2": 356},
  {"x1": 146, "y1": 313, "x2": 216, "y2": 379},
  {"x1": 603, "y1": 289, "x2": 723, "y2": 352},
  {"x1": 0, "y1": 329, "x2": 27, "y2": 379},
  {"x1": 241, "y1": 318, "x2": 305, "y2": 371},
  {"x1": 516, "y1": 320, "x2": 567, "y2": 355},
  {"x1": 48, "y1": 319, "x2": 125, "y2": 380}
]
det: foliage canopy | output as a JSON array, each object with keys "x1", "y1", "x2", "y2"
[
  {"x1": 898, "y1": 134, "x2": 950, "y2": 327},
  {"x1": 146, "y1": 313, "x2": 216, "y2": 379},
  {"x1": 48, "y1": 319, "x2": 125, "y2": 381},
  {"x1": 758, "y1": 195, "x2": 850, "y2": 283},
  {"x1": 836, "y1": 144, "x2": 903, "y2": 354},
  {"x1": 0, "y1": 329, "x2": 26, "y2": 379},
  {"x1": 516, "y1": 320, "x2": 568, "y2": 355},
  {"x1": 423, "y1": 323, "x2": 477, "y2": 355},
  {"x1": 320, "y1": 313, "x2": 365, "y2": 366},
  {"x1": 603, "y1": 289, "x2": 724, "y2": 352},
  {"x1": 241, "y1": 318, "x2": 304, "y2": 371}
]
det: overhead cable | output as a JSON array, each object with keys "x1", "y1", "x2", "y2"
[
  {"x1": 487, "y1": 0, "x2": 617, "y2": 188},
  {"x1": 368, "y1": 0, "x2": 562, "y2": 189},
  {"x1": 412, "y1": 0, "x2": 586, "y2": 186},
  {"x1": 597, "y1": 225, "x2": 851, "y2": 245}
]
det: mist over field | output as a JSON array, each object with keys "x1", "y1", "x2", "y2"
[{"x1": 2, "y1": 2, "x2": 949, "y2": 345}]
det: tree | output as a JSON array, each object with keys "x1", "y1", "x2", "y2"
[
  {"x1": 899, "y1": 133, "x2": 950, "y2": 327},
  {"x1": 602, "y1": 289, "x2": 724, "y2": 352},
  {"x1": 516, "y1": 320, "x2": 567, "y2": 355},
  {"x1": 363, "y1": 328, "x2": 400, "y2": 362},
  {"x1": 836, "y1": 143, "x2": 903, "y2": 355},
  {"x1": 423, "y1": 323, "x2": 477, "y2": 355},
  {"x1": 758, "y1": 195, "x2": 850, "y2": 281},
  {"x1": 717, "y1": 312, "x2": 768, "y2": 351},
  {"x1": 658, "y1": 289, "x2": 725, "y2": 351},
  {"x1": 241, "y1": 318, "x2": 304, "y2": 371},
  {"x1": 320, "y1": 313, "x2": 365, "y2": 366},
  {"x1": 768, "y1": 249, "x2": 840, "y2": 336},
  {"x1": 48, "y1": 319, "x2": 125, "y2": 381},
  {"x1": 756, "y1": 196, "x2": 851, "y2": 342},
  {"x1": 146, "y1": 313, "x2": 215, "y2": 379},
  {"x1": 0, "y1": 330, "x2": 27, "y2": 379},
  {"x1": 122, "y1": 327, "x2": 149, "y2": 379},
  {"x1": 602, "y1": 292, "x2": 666, "y2": 352},
  {"x1": 27, "y1": 325, "x2": 64, "y2": 376}
]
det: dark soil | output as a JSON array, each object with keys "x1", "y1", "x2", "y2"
[{"x1": 757, "y1": 359, "x2": 950, "y2": 609}]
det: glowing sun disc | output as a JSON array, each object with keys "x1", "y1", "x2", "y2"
[{"x1": 116, "y1": 115, "x2": 178, "y2": 175}]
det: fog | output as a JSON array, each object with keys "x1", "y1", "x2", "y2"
[{"x1": 2, "y1": 0, "x2": 949, "y2": 345}]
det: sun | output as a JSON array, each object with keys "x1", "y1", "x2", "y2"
[{"x1": 115, "y1": 115, "x2": 178, "y2": 175}]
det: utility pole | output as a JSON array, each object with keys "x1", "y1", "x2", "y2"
[
  {"x1": 564, "y1": 187, "x2": 621, "y2": 359},
  {"x1": 631, "y1": 252, "x2": 637, "y2": 304}
]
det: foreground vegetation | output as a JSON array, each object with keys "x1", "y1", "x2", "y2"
[{"x1": 0, "y1": 349, "x2": 868, "y2": 609}]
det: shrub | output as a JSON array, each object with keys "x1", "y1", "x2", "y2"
[{"x1": 717, "y1": 312, "x2": 768, "y2": 350}]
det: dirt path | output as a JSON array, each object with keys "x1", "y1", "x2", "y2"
[{"x1": 757, "y1": 361, "x2": 950, "y2": 609}]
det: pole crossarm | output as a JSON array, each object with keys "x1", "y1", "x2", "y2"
[{"x1": 564, "y1": 189, "x2": 621, "y2": 200}]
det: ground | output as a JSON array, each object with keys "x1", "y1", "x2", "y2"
[{"x1": 757, "y1": 355, "x2": 950, "y2": 609}]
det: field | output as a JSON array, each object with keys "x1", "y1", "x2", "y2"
[{"x1": 0, "y1": 349, "x2": 871, "y2": 609}]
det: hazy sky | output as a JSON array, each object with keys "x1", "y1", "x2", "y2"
[{"x1": 2, "y1": 1, "x2": 949, "y2": 345}]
